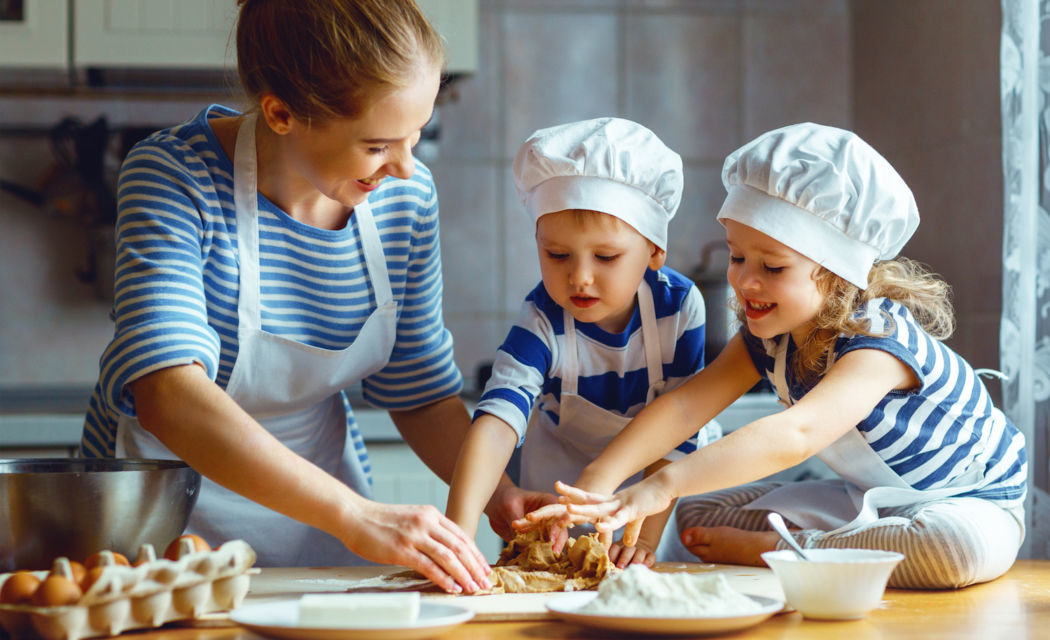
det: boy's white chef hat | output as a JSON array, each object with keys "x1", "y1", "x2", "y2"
[
  {"x1": 513, "y1": 117, "x2": 683, "y2": 250},
  {"x1": 717, "y1": 122, "x2": 919, "y2": 289}
]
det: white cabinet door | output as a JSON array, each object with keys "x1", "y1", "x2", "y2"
[
  {"x1": 417, "y1": 0, "x2": 478, "y2": 74},
  {"x1": 0, "y1": 0, "x2": 68, "y2": 68},
  {"x1": 73, "y1": 0, "x2": 238, "y2": 69},
  {"x1": 72, "y1": 0, "x2": 477, "y2": 74}
]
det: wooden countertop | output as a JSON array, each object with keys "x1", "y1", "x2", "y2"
[{"x1": 126, "y1": 560, "x2": 1050, "y2": 640}]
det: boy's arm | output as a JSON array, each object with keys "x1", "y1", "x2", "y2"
[{"x1": 446, "y1": 413, "x2": 519, "y2": 538}]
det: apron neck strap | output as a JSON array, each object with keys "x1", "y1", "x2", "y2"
[
  {"x1": 232, "y1": 112, "x2": 394, "y2": 327},
  {"x1": 561, "y1": 280, "x2": 663, "y2": 395},
  {"x1": 773, "y1": 335, "x2": 792, "y2": 405}
]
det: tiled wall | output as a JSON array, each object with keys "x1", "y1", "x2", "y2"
[
  {"x1": 0, "y1": 0, "x2": 1001, "y2": 396},
  {"x1": 852, "y1": 0, "x2": 1004, "y2": 379},
  {"x1": 432, "y1": 0, "x2": 851, "y2": 388}
]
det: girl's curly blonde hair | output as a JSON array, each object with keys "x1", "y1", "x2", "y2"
[{"x1": 738, "y1": 257, "x2": 955, "y2": 384}]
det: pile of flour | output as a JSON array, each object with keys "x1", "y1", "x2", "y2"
[{"x1": 579, "y1": 565, "x2": 763, "y2": 617}]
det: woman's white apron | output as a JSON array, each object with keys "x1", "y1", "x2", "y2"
[
  {"x1": 744, "y1": 336, "x2": 984, "y2": 534},
  {"x1": 116, "y1": 113, "x2": 398, "y2": 566},
  {"x1": 520, "y1": 282, "x2": 665, "y2": 495}
]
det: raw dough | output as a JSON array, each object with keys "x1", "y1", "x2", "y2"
[
  {"x1": 367, "y1": 529, "x2": 618, "y2": 595},
  {"x1": 481, "y1": 529, "x2": 617, "y2": 594}
]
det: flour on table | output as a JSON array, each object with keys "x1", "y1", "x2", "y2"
[{"x1": 579, "y1": 565, "x2": 763, "y2": 617}]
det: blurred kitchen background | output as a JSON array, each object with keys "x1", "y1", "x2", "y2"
[{"x1": 2, "y1": 0, "x2": 1043, "y2": 561}]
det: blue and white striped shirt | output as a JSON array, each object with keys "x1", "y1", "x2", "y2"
[
  {"x1": 743, "y1": 298, "x2": 1027, "y2": 510},
  {"x1": 82, "y1": 105, "x2": 463, "y2": 471},
  {"x1": 475, "y1": 267, "x2": 710, "y2": 459}
]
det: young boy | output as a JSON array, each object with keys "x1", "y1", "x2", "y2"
[{"x1": 446, "y1": 118, "x2": 717, "y2": 566}]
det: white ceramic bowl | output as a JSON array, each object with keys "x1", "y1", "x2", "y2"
[{"x1": 761, "y1": 548, "x2": 904, "y2": 620}]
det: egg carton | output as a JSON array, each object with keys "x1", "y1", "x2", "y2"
[{"x1": 0, "y1": 539, "x2": 258, "y2": 640}]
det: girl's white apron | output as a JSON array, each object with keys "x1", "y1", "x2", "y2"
[
  {"x1": 116, "y1": 113, "x2": 397, "y2": 566},
  {"x1": 744, "y1": 336, "x2": 984, "y2": 534}
]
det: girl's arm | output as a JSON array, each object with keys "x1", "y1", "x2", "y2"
[
  {"x1": 575, "y1": 333, "x2": 761, "y2": 495},
  {"x1": 562, "y1": 346, "x2": 918, "y2": 541},
  {"x1": 519, "y1": 333, "x2": 759, "y2": 532},
  {"x1": 131, "y1": 363, "x2": 492, "y2": 593}
]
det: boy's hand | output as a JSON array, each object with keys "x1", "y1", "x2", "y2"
[
  {"x1": 608, "y1": 540, "x2": 657, "y2": 568},
  {"x1": 485, "y1": 483, "x2": 558, "y2": 541}
]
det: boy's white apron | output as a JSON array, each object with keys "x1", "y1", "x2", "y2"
[
  {"x1": 520, "y1": 282, "x2": 665, "y2": 494},
  {"x1": 116, "y1": 113, "x2": 397, "y2": 566},
  {"x1": 744, "y1": 336, "x2": 985, "y2": 534}
]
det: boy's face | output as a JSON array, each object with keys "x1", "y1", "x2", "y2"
[
  {"x1": 536, "y1": 210, "x2": 665, "y2": 333},
  {"x1": 724, "y1": 219, "x2": 824, "y2": 345}
]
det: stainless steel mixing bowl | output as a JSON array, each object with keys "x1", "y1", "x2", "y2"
[{"x1": 0, "y1": 458, "x2": 201, "y2": 571}]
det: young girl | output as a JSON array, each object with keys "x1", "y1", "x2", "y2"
[
  {"x1": 81, "y1": 0, "x2": 492, "y2": 592},
  {"x1": 542, "y1": 122, "x2": 1028, "y2": 589}
]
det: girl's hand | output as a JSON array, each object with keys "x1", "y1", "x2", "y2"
[
  {"x1": 608, "y1": 540, "x2": 657, "y2": 568},
  {"x1": 556, "y1": 479, "x2": 672, "y2": 547},
  {"x1": 346, "y1": 500, "x2": 492, "y2": 594}
]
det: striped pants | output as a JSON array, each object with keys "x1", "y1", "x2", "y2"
[{"x1": 675, "y1": 481, "x2": 1025, "y2": 590}]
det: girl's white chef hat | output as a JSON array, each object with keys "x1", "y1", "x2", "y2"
[
  {"x1": 513, "y1": 117, "x2": 683, "y2": 250},
  {"x1": 717, "y1": 122, "x2": 919, "y2": 289}
]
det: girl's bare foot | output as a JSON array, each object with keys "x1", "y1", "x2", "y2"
[{"x1": 679, "y1": 526, "x2": 781, "y2": 566}]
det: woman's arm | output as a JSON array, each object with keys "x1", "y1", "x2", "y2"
[{"x1": 131, "y1": 364, "x2": 491, "y2": 593}]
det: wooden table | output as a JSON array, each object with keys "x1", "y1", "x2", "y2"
[{"x1": 132, "y1": 560, "x2": 1050, "y2": 640}]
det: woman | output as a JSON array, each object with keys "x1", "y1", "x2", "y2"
[{"x1": 81, "y1": 0, "x2": 515, "y2": 593}]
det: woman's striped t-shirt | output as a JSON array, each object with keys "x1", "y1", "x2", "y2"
[
  {"x1": 475, "y1": 267, "x2": 712, "y2": 458},
  {"x1": 743, "y1": 297, "x2": 1027, "y2": 510},
  {"x1": 82, "y1": 104, "x2": 463, "y2": 472}
]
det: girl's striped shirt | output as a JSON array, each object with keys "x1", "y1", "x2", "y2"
[{"x1": 743, "y1": 297, "x2": 1027, "y2": 510}]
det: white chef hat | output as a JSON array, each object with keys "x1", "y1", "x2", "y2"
[
  {"x1": 717, "y1": 122, "x2": 919, "y2": 289},
  {"x1": 513, "y1": 117, "x2": 683, "y2": 250}
]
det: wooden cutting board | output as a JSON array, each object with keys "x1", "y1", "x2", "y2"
[{"x1": 244, "y1": 563, "x2": 786, "y2": 622}]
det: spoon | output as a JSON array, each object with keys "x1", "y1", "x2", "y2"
[{"x1": 767, "y1": 512, "x2": 811, "y2": 561}]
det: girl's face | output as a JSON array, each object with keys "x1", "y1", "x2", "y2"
[
  {"x1": 536, "y1": 211, "x2": 665, "y2": 333},
  {"x1": 724, "y1": 219, "x2": 825, "y2": 344},
  {"x1": 273, "y1": 64, "x2": 441, "y2": 209}
]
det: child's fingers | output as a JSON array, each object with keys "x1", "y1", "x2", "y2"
[
  {"x1": 524, "y1": 503, "x2": 568, "y2": 522},
  {"x1": 622, "y1": 518, "x2": 645, "y2": 547},
  {"x1": 554, "y1": 480, "x2": 608, "y2": 504},
  {"x1": 598, "y1": 529, "x2": 612, "y2": 549}
]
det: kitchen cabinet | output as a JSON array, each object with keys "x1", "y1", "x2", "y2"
[
  {"x1": 0, "y1": 0, "x2": 68, "y2": 68},
  {"x1": 0, "y1": 0, "x2": 478, "y2": 74}
]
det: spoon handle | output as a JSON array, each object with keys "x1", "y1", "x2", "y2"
[{"x1": 767, "y1": 512, "x2": 811, "y2": 561}]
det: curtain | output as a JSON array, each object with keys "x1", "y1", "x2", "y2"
[{"x1": 1000, "y1": 0, "x2": 1050, "y2": 558}]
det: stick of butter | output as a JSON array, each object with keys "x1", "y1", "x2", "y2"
[{"x1": 297, "y1": 592, "x2": 421, "y2": 627}]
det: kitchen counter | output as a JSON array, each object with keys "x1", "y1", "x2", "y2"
[{"x1": 110, "y1": 560, "x2": 1050, "y2": 640}]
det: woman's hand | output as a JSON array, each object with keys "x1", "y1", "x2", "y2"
[{"x1": 345, "y1": 500, "x2": 492, "y2": 594}]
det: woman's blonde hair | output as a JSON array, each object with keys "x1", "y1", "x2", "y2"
[
  {"x1": 738, "y1": 257, "x2": 955, "y2": 384},
  {"x1": 235, "y1": 0, "x2": 445, "y2": 123}
]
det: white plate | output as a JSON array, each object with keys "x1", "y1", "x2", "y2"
[
  {"x1": 230, "y1": 598, "x2": 474, "y2": 640},
  {"x1": 545, "y1": 591, "x2": 783, "y2": 636}
]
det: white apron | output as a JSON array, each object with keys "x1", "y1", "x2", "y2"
[
  {"x1": 117, "y1": 112, "x2": 398, "y2": 566},
  {"x1": 744, "y1": 336, "x2": 984, "y2": 535},
  {"x1": 520, "y1": 281, "x2": 665, "y2": 495}
]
